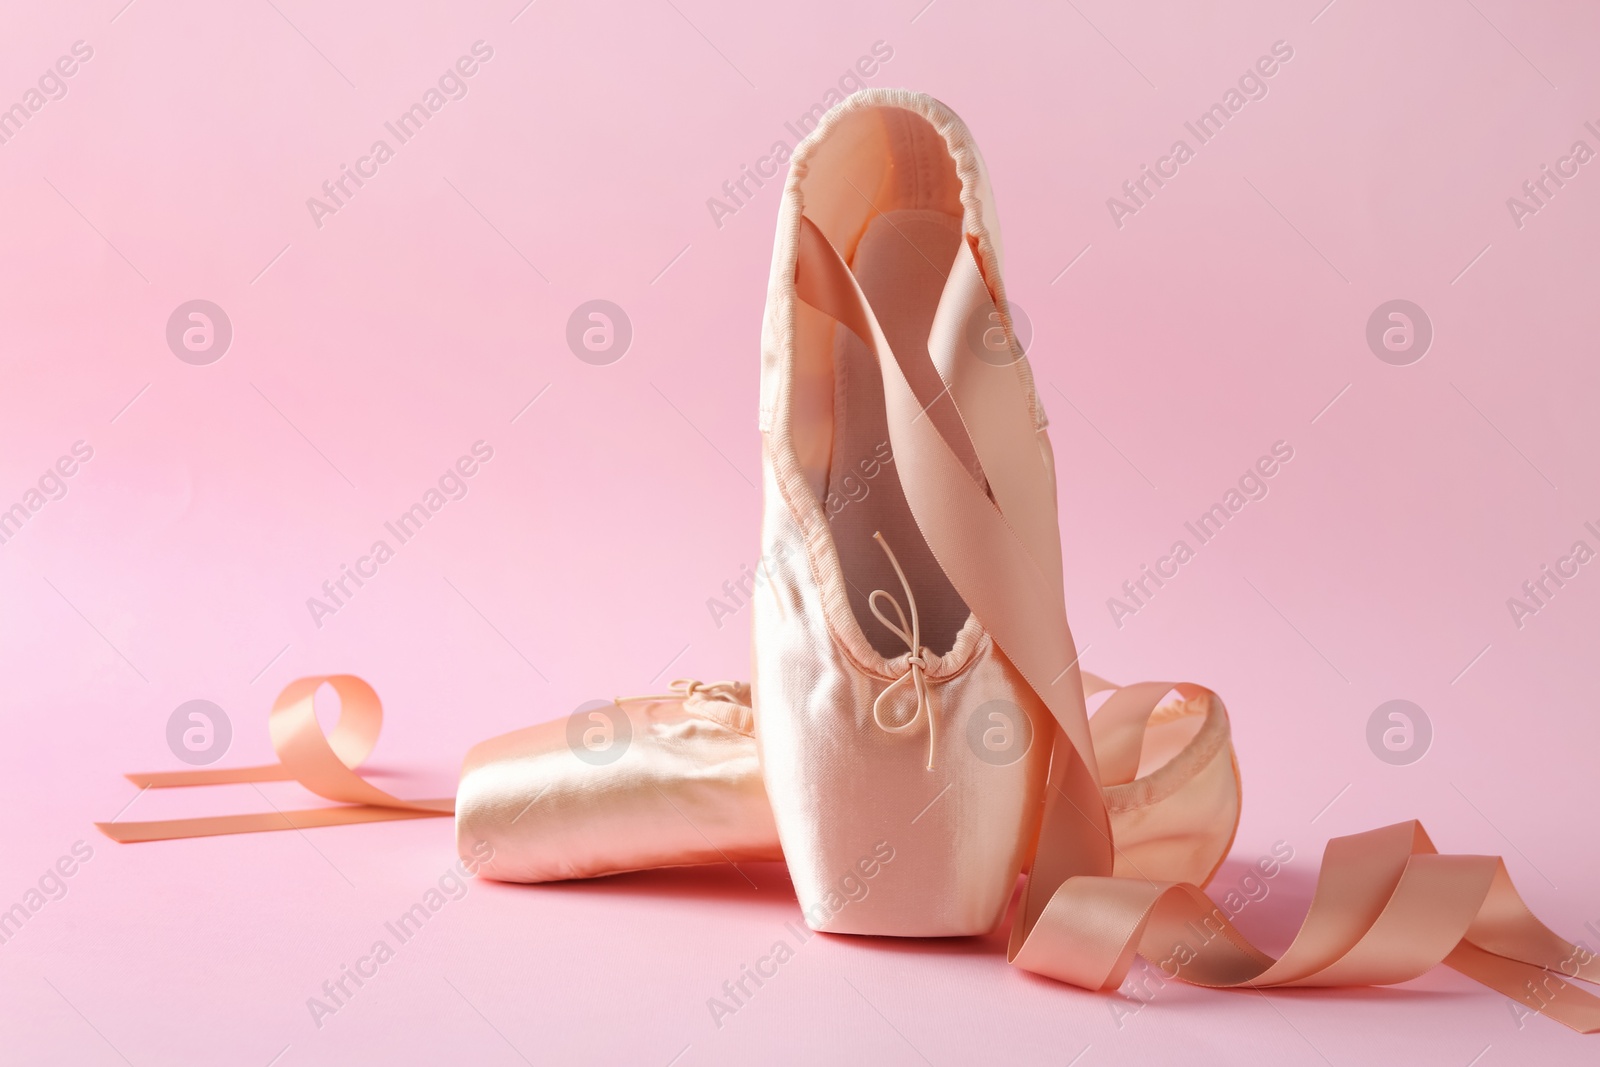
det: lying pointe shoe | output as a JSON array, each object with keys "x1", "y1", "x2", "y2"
[{"x1": 455, "y1": 681, "x2": 781, "y2": 883}]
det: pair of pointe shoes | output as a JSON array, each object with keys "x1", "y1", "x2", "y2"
[
  {"x1": 457, "y1": 89, "x2": 1240, "y2": 925},
  {"x1": 456, "y1": 92, "x2": 1600, "y2": 1031}
]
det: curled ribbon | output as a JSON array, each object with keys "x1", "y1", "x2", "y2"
[
  {"x1": 1016, "y1": 816, "x2": 1600, "y2": 1033},
  {"x1": 97, "y1": 675, "x2": 453, "y2": 843}
]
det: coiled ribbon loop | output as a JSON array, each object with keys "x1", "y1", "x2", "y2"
[{"x1": 97, "y1": 675, "x2": 453, "y2": 843}]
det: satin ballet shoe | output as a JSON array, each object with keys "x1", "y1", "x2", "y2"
[
  {"x1": 455, "y1": 681, "x2": 781, "y2": 883},
  {"x1": 454, "y1": 673, "x2": 1240, "y2": 889},
  {"x1": 755, "y1": 87, "x2": 1087, "y2": 936}
]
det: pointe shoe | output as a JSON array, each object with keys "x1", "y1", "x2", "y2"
[
  {"x1": 455, "y1": 681, "x2": 782, "y2": 882},
  {"x1": 752, "y1": 87, "x2": 1101, "y2": 936}
]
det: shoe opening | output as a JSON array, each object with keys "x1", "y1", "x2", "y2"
[{"x1": 790, "y1": 103, "x2": 978, "y2": 659}]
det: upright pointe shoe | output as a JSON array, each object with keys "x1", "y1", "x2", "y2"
[{"x1": 754, "y1": 88, "x2": 1106, "y2": 937}]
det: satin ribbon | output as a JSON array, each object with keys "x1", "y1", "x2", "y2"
[
  {"x1": 792, "y1": 212, "x2": 1600, "y2": 1033},
  {"x1": 98, "y1": 675, "x2": 453, "y2": 843}
]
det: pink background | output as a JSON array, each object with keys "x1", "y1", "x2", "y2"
[{"x1": 3, "y1": 0, "x2": 1599, "y2": 1063}]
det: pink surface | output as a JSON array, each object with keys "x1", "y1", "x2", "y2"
[{"x1": 2, "y1": 1, "x2": 1598, "y2": 1063}]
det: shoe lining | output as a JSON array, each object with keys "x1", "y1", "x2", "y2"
[
  {"x1": 827, "y1": 208, "x2": 972, "y2": 658},
  {"x1": 788, "y1": 103, "x2": 985, "y2": 661}
]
